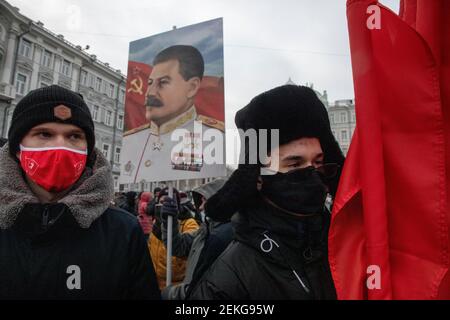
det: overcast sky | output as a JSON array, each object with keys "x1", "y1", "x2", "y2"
[{"x1": 6, "y1": 0, "x2": 400, "y2": 164}]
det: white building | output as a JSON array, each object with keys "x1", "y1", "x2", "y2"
[
  {"x1": 327, "y1": 99, "x2": 356, "y2": 155},
  {"x1": 287, "y1": 79, "x2": 355, "y2": 155},
  {"x1": 0, "y1": 0, "x2": 126, "y2": 190}
]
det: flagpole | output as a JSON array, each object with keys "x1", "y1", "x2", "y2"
[{"x1": 166, "y1": 186, "x2": 173, "y2": 287}]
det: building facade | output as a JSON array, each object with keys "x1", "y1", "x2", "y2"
[
  {"x1": 288, "y1": 80, "x2": 355, "y2": 156},
  {"x1": 327, "y1": 99, "x2": 356, "y2": 155},
  {"x1": 0, "y1": 0, "x2": 126, "y2": 190}
]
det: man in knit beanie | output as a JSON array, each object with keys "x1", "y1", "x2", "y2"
[
  {"x1": 189, "y1": 85, "x2": 344, "y2": 300},
  {"x1": 0, "y1": 85, "x2": 160, "y2": 300}
]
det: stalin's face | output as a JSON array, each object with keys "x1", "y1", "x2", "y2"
[{"x1": 145, "y1": 59, "x2": 201, "y2": 126}]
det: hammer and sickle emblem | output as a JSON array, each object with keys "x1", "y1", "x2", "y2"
[{"x1": 128, "y1": 76, "x2": 143, "y2": 95}]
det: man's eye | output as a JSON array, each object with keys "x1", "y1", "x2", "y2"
[
  {"x1": 159, "y1": 80, "x2": 169, "y2": 86},
  {"x1": 37, "y1": 132, "x2": 52, "y2": 138},
  {"x1": 69, "y1": 134, "x2": 82, "y2": 140}
]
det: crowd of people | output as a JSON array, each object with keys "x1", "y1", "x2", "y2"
[{"x1": 0, "y1": 84, "x2": 343, "y2": 300}]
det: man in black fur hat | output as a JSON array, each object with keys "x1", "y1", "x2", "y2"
[{"x1": 189, "y1": 85, "x2": 345, "y2": 300}]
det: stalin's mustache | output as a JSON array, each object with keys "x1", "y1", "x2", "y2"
[{"x1": 146, "y1": 96, "x2": 164, "y2": 108}]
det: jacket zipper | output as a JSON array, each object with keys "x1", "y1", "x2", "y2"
[
  {"x1": 42, "y1": 206, "x2": 50, "y2": 230},
  {"x1": 292, "y1": 270, "x2": 311, "y2": 294}
]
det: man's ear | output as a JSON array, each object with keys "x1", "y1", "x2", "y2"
[{"x1": 187, "y1": 77, "x2": 201, "y2": 99}]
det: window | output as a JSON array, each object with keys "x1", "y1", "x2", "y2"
[
  {"x1": 40, "y1": 80, "x2": 51, "y2": 88},
  {"x1": 340, "y1": 112, "x2": 347, "y2": 123},
  {"x1": 6, "y1": 109, "x2": 13, "y2": 133},
  {"x1": 351, "y1": 111, "x2": 356, "y2": 123},
  {"x1": 19, "y1": 39, "x2": 32, "y2": 58},
  {"x1": 92, "y1": 105, "x2": 100, "y2": 121},
  {"x1": 329, "y1": 113, "x2": 334, "y2": 124},
  {"x1": 95, "y1": 77, "x2": 102, "y2": 92},
  {"x1": 342, "y1": 130, "x2": 348, "y2": 142},
  {"x1": 58, "y1": 81, "x2": 71, "y2": 90},
  {"x1": 61, "y1": 59, "x2": 71, "y2": 77},
  {"x1": 105, "y1": 110, "x2": 113, "y2": 126},
  {"x1": 88, "y1": 74, "x2": 95, "y2": 88},
  {"x1": 0, "y1": 24, "x2": 5, "y2": 41},
  {"x1": 108, "y1": 84, "x2": 115, "y2": 98},
  {"x1": 114, "y1": 176, "x2": 119, "y2": 190},
  {"x1": 102, "y1": 144, "x2": 111, "y2": 160},
  {"x1": 117, "y1": 114, "x2": 124, "y2": 130},
  {"x1": 114, "y1": 147, "x2": 121, "y2": 163},
  {"x1": 80, "y1": 70, "x2": 88, "y2": 86},
  {"x1": 15, "y1": 73, "x2": 27, "y2": 95},
  {"x1": 119, "y1": 89, "x2": 125, "y2": 103},
  {"x1": 42, "y1": 50, "x2": 52, "y2": 68}
]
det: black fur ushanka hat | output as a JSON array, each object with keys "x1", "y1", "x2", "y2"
[
  {"x1": 235, "y1": 84, "x2": 344, "y2": 167},
  {"x1": 206, "y1": 85, "x2": 345, "y2": 222}
]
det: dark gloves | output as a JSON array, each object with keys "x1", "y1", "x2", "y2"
[
  {"x1": 205, "y1": 164, "x2": 261, "y2": 222},
  {"x1": 160, "y1": 197, "x2": 179, "y2": 221}
]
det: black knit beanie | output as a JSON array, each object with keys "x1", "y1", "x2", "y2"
[{"x1": 8, "y1": 85, "x2": 96, "y2": 166}]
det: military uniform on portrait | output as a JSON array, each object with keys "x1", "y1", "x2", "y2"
[{"x1": 120, "y1": 105, "x2": 225, "y2": 184}]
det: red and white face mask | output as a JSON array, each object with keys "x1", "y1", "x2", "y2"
[{"x1": 19, "y1": 145, "x2": 88, "y2": 192}]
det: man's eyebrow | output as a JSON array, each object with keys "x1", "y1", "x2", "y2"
[
  {"x1": 29, "y1": 126, "x2": 53, "y2": 132},
  {"x1": 148, "y1": 75, "x2": 170, "y2": 83},
  {"x1": 282, "y1": 155, "x2": 305, "y2": 162},
  {"x1": 281, "y1": 153, "x2": 324, "y2": 162},
  {"x1": 67, "y1": 129, "x2": 85, "y2": 135}
]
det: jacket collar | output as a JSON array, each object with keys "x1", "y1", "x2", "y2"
[
  {"x1": 0, "y1": 145, "x2": 114, "y2": 230},
  {"x1": 149, "y1": 105, "x2": 197, "y2": 136},
  {"x1": 232, "y1": 196, "x2": 326, "y2": 252}
]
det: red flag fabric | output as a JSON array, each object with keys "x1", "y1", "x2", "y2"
[
  {"x1": 125, "y1": 61, "x2": 152, "y2": 132},
  {"x1": 329, "y1": 0, "x2": 450, "y2": 299},
  {"x1": 124, "y1": 61, "x2": 225, "y2": 132}
]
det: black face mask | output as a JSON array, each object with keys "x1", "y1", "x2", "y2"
[{"x1": 260, "y1": 166, "x2": 331, "y2": 216}]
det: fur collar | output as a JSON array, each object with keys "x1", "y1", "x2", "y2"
[{"x1": 0, "y1": 145, "x2": 114, "y2": 229}]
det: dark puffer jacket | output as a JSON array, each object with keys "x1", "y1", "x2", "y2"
[
  {"x1": 189, "y1": 197, "x2": 336, "y2": 300},
  {"x1": 0, "y1": 146, "x2": 160, "y2": 300}
]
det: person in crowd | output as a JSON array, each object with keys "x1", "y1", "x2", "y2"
[
  {"x1": 179, "y1": 191, "x2": 201, "y2": 224},
  {"x1": 147, "y1": 187, "x2": 162, "y2": 217},
  {"x1": 159, "y1": 179, "x2": 234, "y2": 300},
  {"x1": 0, "y1": 85, "x2": 160, "y2": 299},
  {"x1": 118, "y1": 191, "x2": 137, "y2": 215},
  {"x1": 148, "y1": 187, "x2": 199, "y2": 289},
  {"x1": 137, "y1": 191, "x2": 154, "y2": 240},
  {"x1": 189, "y1": 85, "x2": 344, "y2": 300}
]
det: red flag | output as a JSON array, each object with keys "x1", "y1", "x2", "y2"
[
  {"x1": 329, "y1": 0, "x2": 450, "y2": 299},
  {"x1": 124, "y1": 61, "x2": 152, "y2": 131}
]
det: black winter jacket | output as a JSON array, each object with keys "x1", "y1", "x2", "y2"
[
  {"x1": 0, "y1": 146, "x2": 160, "y2": 300},
  {"x1": 189, "y1": 197, "x2": 336, "y2": 300}
]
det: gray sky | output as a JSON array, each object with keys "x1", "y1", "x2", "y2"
[{"x1": 7, "y1": 0, "x2": 400, "y2": 163}]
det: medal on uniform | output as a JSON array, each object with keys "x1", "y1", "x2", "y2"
[{"x1": 152, "y1": 140, "x2": 163, "y2": 151}]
